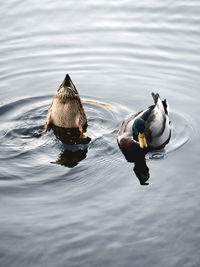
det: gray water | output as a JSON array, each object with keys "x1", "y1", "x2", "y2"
[{"x1": 1, "y1": 1, "x2": 200, "y2": 266}]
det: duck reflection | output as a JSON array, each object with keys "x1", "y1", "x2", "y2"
[
  {"x1": 51, "y1": 126, "x2": 91, "y2": 167},
  {"x1": 118, "y1": 141, "x2": 150, "y2": 185},
  {"x1": 52, "y1": 148, "x2": 88, "y2": 168},
  {"x1": 133, "y1": 158, "x2": 149, "y2": 185}
]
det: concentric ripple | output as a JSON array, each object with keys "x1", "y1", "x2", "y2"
[
  {"x1": 0, "y1": 94, "x2": 194, "y2": 186},
  {"x1": 146, "y1": 110, "x2": 193, "y2": 160},
  {"x1": 0, "y1": 95, "x2": 126, "y2": 186},
  {"x1": 167, "y1": 111, "x2": 193, "y2": 153},
  {"x1": 1, "y1": 0, "x2": 200, "y2": 266},
  {"x1": 146, "y1": 112, "x2": 193, "y2": 160}
]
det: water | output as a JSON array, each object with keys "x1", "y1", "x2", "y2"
[{"x1": 1, "y1": 1, "x2": 200, "y2": 266}]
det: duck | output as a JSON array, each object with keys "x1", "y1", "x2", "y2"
[
  {"x1": 43, "y1": 74, "x2": 87, "y2": 135},
  {"x1": 117, "y1": 93, "x2": 171, "y2": 162}
]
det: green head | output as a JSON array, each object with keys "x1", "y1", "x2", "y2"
[{"x1": 132, "y1": 119, "x2": 148, "y2": 149}]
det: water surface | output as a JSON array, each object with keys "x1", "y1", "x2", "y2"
[{"x1": 1, "y1": 1, "x2": 200, "y2": 266}]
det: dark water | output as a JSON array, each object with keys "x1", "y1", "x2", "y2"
[{"x1": 1, "y1": 1, "x2": 200, "y2": 266}]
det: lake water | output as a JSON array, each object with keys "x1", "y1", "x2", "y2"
[{"x1": 1, "y1": 1, "x2": 200, "y2": 266}]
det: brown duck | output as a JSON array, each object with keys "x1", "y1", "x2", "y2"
[{"x1": 44, "y1": 74, "x2": 87, "y2": 134}]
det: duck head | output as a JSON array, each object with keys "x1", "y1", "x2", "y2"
[
  {"x1": 132, "y1": 118, "x2": 148, "y2": 149},
  {"x1": 56, "y1": 74, "x2": 78, "y2": 100}
]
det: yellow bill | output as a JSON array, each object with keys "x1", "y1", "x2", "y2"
[{"x1": 138, "y1": 132, "x2": 148, "y2": 149}]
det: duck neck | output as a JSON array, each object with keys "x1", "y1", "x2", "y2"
[
  {"x1": 133, "y1": 132, "x2": 138, "y2": 141},
  {"x1": 132, "y1": 118, "x2": 145, "y2": 141}
]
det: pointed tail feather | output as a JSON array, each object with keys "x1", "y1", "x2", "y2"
[
  {"x1": 151, "y1": 92, "x2": 160, "y2": 104},
  {"x1": 60, "y1": 74, "x2": 78, "y2": 94}
]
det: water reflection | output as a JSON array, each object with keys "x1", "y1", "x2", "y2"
[
  {"x1": 133, "y1": 158, "x2": 149, "y2": 185},
  {"x1": 117, "y1": 141, "x2": 150, "y2": 185},
  {"x1": 52, "y1": 148, "x2": 88, "y2": 168},
  {"x1": 119, "y1": 146, "x2": 169, "y2": 185},
  {"x1": 50, "y1": 125, "x2": 91, "y2": 167}
]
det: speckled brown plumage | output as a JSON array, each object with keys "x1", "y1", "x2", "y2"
[{"x1": 46, "y1": 74, "x2": 87, "y2": 129}]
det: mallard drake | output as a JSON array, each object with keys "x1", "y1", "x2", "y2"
[
  {"x1": 44, "y1": 74, "x2": 87, "y2": 134},
  {"x1": 117, "y1": 93, "x2": 171, "y2": 162}
]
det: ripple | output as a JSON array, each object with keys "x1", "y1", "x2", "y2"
[
  {"x1": 144, "y1": 110, "x2": 193, "y2": 161},
  {"x1": 0, "y1": 95, "x2": 125, "y2": 187},
  {"x1": 0, "y1": 95, "x2": 193, "y2": 184},
  {"x1": 1, "y1": 1, "x2": 200, "y2": 266},
  {"x1": 148, "y1": 151, "x2": 167, "y2": 160},
  {"x1": 167, "y1": 111, "x2": 192, "y2": 153}
]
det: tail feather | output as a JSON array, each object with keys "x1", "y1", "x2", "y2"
[
  {"x1": 162, "y1": 99, "x2": 169, "y2": 115},
  {"x1": 151, "y1": 92, "x2": 160, "y2": 104},
  {"x1": 60, "y1": 74, "x2": 78, "y2": 94}
]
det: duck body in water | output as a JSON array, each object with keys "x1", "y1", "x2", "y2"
[
  {"x1": 44, "y1": 74, "x2": 87, "y2": 135},
  {"x1": 117, "y1": 93, "x2": 171, "y2": 162}
]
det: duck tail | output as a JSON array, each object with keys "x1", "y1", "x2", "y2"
[
  {"x1": 60, "y1": 74, "x2": 79, "y2": 94},
  {"x1": 151, "y1": 92, "x2": 160, "y2": 104},
  {"x1": 162, "y1": 99, "x2": 170, "y2": 115},
  {"x1": 61, "y1": 74, "x2": 73, "y2": 87}
]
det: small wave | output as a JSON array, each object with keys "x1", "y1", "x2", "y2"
[
  {"x1": 0, "y1": 94, "x2": 194, "y2": 189},
  {"x1": 147, "y1": 150, "x2": 167, "y2": 160},
  {"x1": 0, "y1": 95, "x2": 123, "y2": 187},
  {"x1": 166, "y1": 111, "x2": 192, "y2": 154},
  {"x1": 145, "y1": 111, "x2": 192, "y2": 160}
]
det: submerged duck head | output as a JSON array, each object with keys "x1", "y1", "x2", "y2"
[{"x1": 132, "y1": 118, "x2": 148, "y2": 149}]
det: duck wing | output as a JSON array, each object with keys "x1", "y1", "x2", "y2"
[
  {"x1": 117, "y1": 108, "x2": 154, "y2": 141},
  {"x1": 145, "y1": 93, "x2": 171, "y2": 148},
  {"x1": 117, "y1": 114, "x2": 137, "y2": 142}
]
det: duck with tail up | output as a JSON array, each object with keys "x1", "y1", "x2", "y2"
[
  {"x1": 117, "y1": 93, "x2": 171, "y2": 162},
  {"x1": 43, "y1": 74, "x2": 87, "y2": 137}
]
